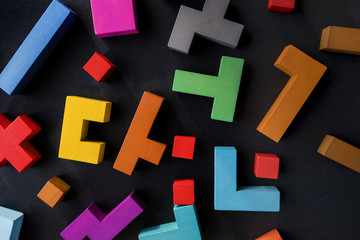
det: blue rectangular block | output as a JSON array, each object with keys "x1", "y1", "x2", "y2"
[
  {"x1": 214, "y1": 146, "x2": 280, "y2": 212},
  {"x1": 0, "y1": 206, "x2": 24, "y2": 240},
  {"x1": 138, "y1": 205, "x2": 202, "y2": 240},
  {"x1": 0, "y1": 0, "x2": 77, "y2": 95}
]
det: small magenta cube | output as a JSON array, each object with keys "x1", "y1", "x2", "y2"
[
  {"x1": 267, "y1": 0, "x2": 295, "y2": 13},
  {"x1": 83, "y1": 52, "x2": 116, "y2": 82},
  {"x1": 173, "y1": 179, "x2": 195, "y2": 205},
  {"x1": 254, "y1": 153, "x2": 280, "y2": 179},
  {"x1": 172, "y1": 136, "x2": 196, "y2": 160}
]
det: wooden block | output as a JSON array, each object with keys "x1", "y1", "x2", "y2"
[
  {"x1": 37, "y1": 176, "x2": 71, "y2": 208},
  {"x1": 0, "y1": 206, "x2": 24, "y2": 240},
  {"x1": 60, "y1": 192, "x2": 145, "y2": 240},
  {"x1": 267, "y1": 0, "x2": 295, "y2": 13},
  {"x1": 320, "y1": 26, "x2": 360, "y2": 55},
  {"x1": 256, "y1": 229, "x2": 282, "y2": 240},
  {"x1": 257, "y1": 45, "x2": 327, "y2": 142},
  {"x1": 172, "y1": 136, "x2": 196, "y2": 160},
  {"x1": 0, "y1": 0, "x2": 77, "y2": 95},
  {"x1": 173, "y1": 56, "x2": 244, "y2": 122},
  {"x1": 83, "y1": 52, "x2": 116, "y2": 82},
  {"x1": 173, "y1": 179, "x2": 195, "y2": 205},
  {"x1": 138, "y1": 205, "x2": 202, "y2": 240},
  {"x1": 113, "y1": 91, "x2": 167, "y2": 176},
  {"x1": 0, "y1": 114, "x2": 41, "y2": 172},
  {"x1": 90, "y1": 0, "x2": 138, "y2": 38},
  {"x1": 318, "y1": 135, "x2": 360, "y2": 173},
  {"x1": 215, "y1": 147, "x2": 280, "y2": 212},
  {"x1": 254, "y1": 153, "x2": 280, "y2": 179},
  {"x1": 58, "y1": 96, "x2": 112, "y2": 164},
  {"x1": 168, "y1": 0, "x2": 244, "y2": 54}
]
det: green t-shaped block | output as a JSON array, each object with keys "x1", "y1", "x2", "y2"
[{"x1": 172, "y1": 56, "x2": 244, "y2": 122}]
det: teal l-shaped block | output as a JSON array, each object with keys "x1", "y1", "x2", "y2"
[{"x1": 214, "y1": 146, "x2": 280, "y2": 212}]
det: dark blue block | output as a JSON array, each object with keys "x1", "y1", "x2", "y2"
[{"x1": 0, "y1": 0, "x2": 77, "y2": 95}]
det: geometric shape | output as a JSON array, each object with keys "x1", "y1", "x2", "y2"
[
  {"x1": 214, "y1": 147, "x2": 280, "y2": 212},
  {"x1": 0, "y1": 114, "x2": 41, "y2": 172},
  {"x1": 0, "y1": 0, "x2": 77, "y2": 95},
  {"x1": 0, "y1": 206, "x2": 24, "y2": 240},
  {"x1": 257, "y1": 45, "x2": 327, "y2": 142},
  {"x1": 267, "y1": 0, "x2": 295, "y2": 13},
  {"x1": 255, "y1": 229, "x2": 282, "y2": 240},
  {"x1": 83, "y1": 53, "x2": 116, "y2": 82},
  {"x1": 168, "y1": 0, "x2": 244, "y2": 54},
  {"x1": 320, "y1": 26, "x2": 360, "y2": 55},
  {"x1": 37, "y1": 176, "x2": 71, "y2": 208},
  {"x1": 89, "y1": 0, "x2": 138, "y2": 38},
  {"x1": 138, "y1": 205, "x2": 202, "y2": 240},
  {"x1": 58, "y1": 96, "x2": 112, "y2": 164},
  {"x1": 113, "y1": 91, "x2": 167, "y2": 176},
  {"x1": 173, "y1": 179, "x2": 195, "y2": 205},
  {"x1": 254, "y1": 153, "x2": 280, "y2": 179},
  {"x1": 173, "y1": 56, "x2": 244, "y2": 122},
  {"x1": 317, "y1": 135, "x2": 360, "y2": 174},
  {"x1": 172, "y1": 136, "x2": 196, "y2": 160},
  {"x1": 60, "y1": 192, "x2": 145, "y2": 240}
]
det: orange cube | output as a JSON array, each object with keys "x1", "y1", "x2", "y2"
[{"x1": 37, "y1": 176, "x2": 71, "y2": 208}]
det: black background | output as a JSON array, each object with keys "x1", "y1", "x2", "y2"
[{"x1": 1, "y1": 0, "x2": 360, "y2": 239}]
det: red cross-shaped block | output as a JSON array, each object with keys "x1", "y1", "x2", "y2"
[{"x1": 0, "y1": 114, "x2": 41, "y2": 172}]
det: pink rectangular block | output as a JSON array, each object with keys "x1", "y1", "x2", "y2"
[
  {"x1": 60, "y1": 192, "x2": 145, "y2": 240},
  {"x1": 90, "y1": 0, "x2": 139, "y2": 38}
]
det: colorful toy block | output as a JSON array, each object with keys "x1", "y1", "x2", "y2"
[
  {"x1": 254, "y1": 153, "x2": 280, "y2": 179},
  {"x1": 37, "y1": 176, "x2": 71, "y2": 208},
  {"x1": 173, "y1": 179, "x2": 195, "y2": 205},
  {"x1": 113, "y1": 91, "x2": 167, "y2": 175},
  {"x1": 0, "y1": 206, "x2": 24, "y2": 240},
  {"x1": 58, "y1": 96, "x2": 112, "y2": 164},
  {"x1": 168, "y1": 0, "x2": 244, "y2": 54},
  {"x1": 320, "y1": 26, "x2": 360, "y2": 55},
  {"x1": 0, "y1": 114, "x2": 41, "y2": 172},
  {"x1": 214, "y1": 147, "x2": 280, "y2": 212},
  {"x1": 0, "y1": 0, "x2": 77, "y2": 95},
  {"x1": 172, "y1": 136, "x2": 196, "y2": 160},
  {"x1": 256, "y1": 229, "x2": 282, "y2": 240},
  {"x1": 90, "y1": 0, "x2": 138, "y2": 38},
  {"x1": 138, "y1": 205, "x2": 202, "y2": 240},
  {"x1": 61, "y1": 192, "x2": 145, "y2": 240},
  {"x1": 173, "y1": 56, "x2": 244, "y2": 122},
  {"x1": 318, "y1": 135, "x2": 360, "y2": 174},
  {"x1": 83, "y1": 53, "x2": 116, "y2": 82},
  {"x1": 257, "y1": 45, "x2": 327, "y2": 142},
  {"x1": 267, "y1": 0, "x2": 295, "y2": 13}
]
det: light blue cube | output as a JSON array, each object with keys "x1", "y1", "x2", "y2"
[{"x1": 0, "y1": 206, "x2": 24, "y2": 240}]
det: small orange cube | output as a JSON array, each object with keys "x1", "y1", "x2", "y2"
[
  {"x1": 37, "y1": 176, "x2": 71, "y2": 208},
  {"x1": 255, "y1": 229, "x2": 282, "y2": 240}
]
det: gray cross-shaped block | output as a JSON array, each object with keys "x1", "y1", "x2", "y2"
[{"x1": 168, "y1": 0, "x2": 244, "y2": 54}]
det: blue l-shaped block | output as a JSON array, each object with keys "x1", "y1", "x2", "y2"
[
  {"x1": 138, "y1": 205, "x2": 202, "y2": 240},
  {"x1": 0, "y1": 0, "x2": 77, "y2": 95},
  {"x1": 0, "y1": 206, "x2": 24, "y2": 240},
  {"x1": 214, "y1": 146, "x2": 280, "y2": 212}
]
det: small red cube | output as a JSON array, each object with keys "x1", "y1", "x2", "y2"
[
  {"x1": 254, "y1": 153, "x2": 280, "y2": 179},
  {"x1": 172, "y1": 136, "x2": 196, "y2": 160},
  {"x1": 267, "y1": 0, "x2": 295, "y2": 13},
  {"x1": 173, "y1": 179, "x2": 195, "y2": 205},
  {"x1": 83, "y1": 52, "x2": 116, "y2": 82}
]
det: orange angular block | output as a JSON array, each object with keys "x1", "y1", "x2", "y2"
[
  {"x1": 113, "y1": 91, "x2": 167, "y2": 175},
  {"x1": 37, "y1": 176, "x2": 71, "y2": 208},
  {"x1": 255, "y1": 229, "x2": 282, "y2": 240},
  {"x1": 320, "y1": 26, "x2": 360, "y2": 55},
  {"x1": 257, "y1": 45, "x2": 327, "y2": 142},
  {"x1": 318, "y1": 135, "x2": 360, "y2": 173}
]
